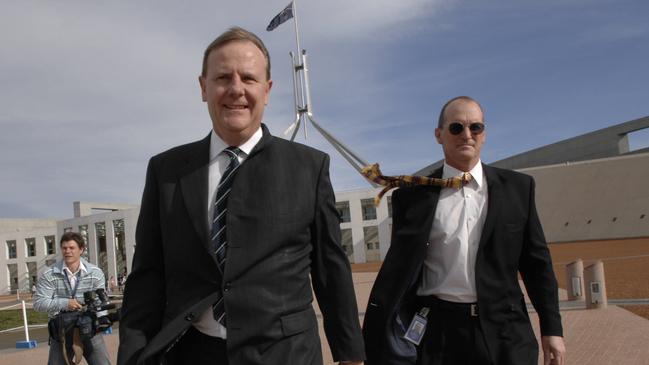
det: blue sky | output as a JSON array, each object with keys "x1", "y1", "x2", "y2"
[{"x1": 1, "y1": 0, "x2": 648, "y2": 218}]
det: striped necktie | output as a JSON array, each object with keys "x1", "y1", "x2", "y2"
[
  {"x1": 361, "y1": 163, "x2": 473, "y2": 206},
  {"x1": 211, "y1": 146, "x2": 241, "y2": 325}
]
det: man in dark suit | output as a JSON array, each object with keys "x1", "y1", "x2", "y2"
[
  {"x1": 362, "y1": 96, "x2": 565, "y2": 365},
  {"x1": 117, "y1": 27, "x2": 364, "y2": 365}
]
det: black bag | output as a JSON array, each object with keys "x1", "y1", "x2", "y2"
[{"x1": 48, "y1": 311, "x2": 82, "y2": 342}]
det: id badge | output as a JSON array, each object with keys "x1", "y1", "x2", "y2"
[{"x1": 403, "y1": 307, "x2": 429, "y2": 345}]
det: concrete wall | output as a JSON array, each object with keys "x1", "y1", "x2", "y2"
[
  {"x1": 491, "y1": 117, "x2": 643, "y2": 170},
  {"x1": 523, "y1": 152, "x2": 649, "y2": 242},
  {"x1": 0, "y1": 209, "x2": 140, "y2": 295},
  {"x1": 58, "y1": 208, "x2": 139, "y2": 282},
  {"x1": 0, "y1": 219, "x2": 58, "y2": 294},
  {"x1": 0, "y1": 219, "x2": 58, "y2": 233},
  {"x1": 74, "y1": 201, "x2": 139, "y2": 218},
  {"x1": 336, "y1": 188, "x2": 393, "y2": 263}
]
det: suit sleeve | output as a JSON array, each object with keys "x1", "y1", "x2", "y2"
[
  {"x1": 117, "y1": 157, "x2": 168, "y2": 365},
  {"x1": 310, "y1": 154, "x2": 366, "y2": 362},
  {"x1": 363, "y1": 187, "x2": 420, "y2": 365},
  {"x1": 519, "y1": 177, "x2": 563, "y2": 337}
]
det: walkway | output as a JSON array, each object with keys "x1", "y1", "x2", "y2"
[{"x1": 1, "y1": 272, "x2": 648, "y2": 364}]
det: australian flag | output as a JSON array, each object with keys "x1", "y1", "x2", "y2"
[{"x1": 266, "y1": 2, "x2": 294, "y2": 31}]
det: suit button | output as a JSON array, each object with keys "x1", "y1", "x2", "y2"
[
  {"x1": 184, "y1": 313, "x2": 195, "y2": 321},
  {"x1": 224, "y1": 282, "x2": 231, "y2": 292}
]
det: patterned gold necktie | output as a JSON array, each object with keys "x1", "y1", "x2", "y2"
[{"x1": 361, "y1": 163, "x2": 473, "y2": 206}]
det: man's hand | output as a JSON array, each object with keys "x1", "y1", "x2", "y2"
[
  {"x1": 542, "y1": 335, "x2": 566, "y2": 365},
  {"x1": 67, "y1": 298, "x2": 83, "y2": 311}
]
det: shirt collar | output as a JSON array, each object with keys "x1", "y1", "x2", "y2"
[
  {"x1": 442, "y1": 160, "x2": 485, "y2": 188},
  {"x1": 63, "y1": 260, "x2": 87, "y2": 276},
  {"x1": 210, "y1": 127, "x2": 263, "y2": 162}
]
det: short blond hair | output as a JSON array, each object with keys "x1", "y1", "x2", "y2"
[{"x1": 201, "y1": 26, "x2": 271, "y2": 80}]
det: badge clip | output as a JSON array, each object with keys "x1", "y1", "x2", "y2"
[{"x1": 403, "y1": 307, "x2": 429, "y2": 345}]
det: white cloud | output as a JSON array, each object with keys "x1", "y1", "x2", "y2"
[{"x1": 2, "y1": 0, "x2": 649, "y2": 217}]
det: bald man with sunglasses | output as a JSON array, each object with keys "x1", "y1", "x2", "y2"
[{"x1": 363, "y1": 96, "x2": 565, "y2": 365}]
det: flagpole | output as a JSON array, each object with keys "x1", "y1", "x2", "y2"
[
  {"x1": 271, "y1": 0, "x2": 378, "y2": 185},
  {"x1": 292, "y1": 0, "x2": 302, "y2": 55},
  {"x1": 291, "y1": 0, "x2": 309, "y2": 138}
]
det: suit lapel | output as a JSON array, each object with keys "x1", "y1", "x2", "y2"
[
  {"x1": 414, "y1": 169, "x2": 443, "y2": 236},
  {"x1": 179, "y1": 134, "x2": 211, "y2": 247},
  {"x1": 418, "y1": 167, "x2": 443, "y2": 235},
  {"x1": 246, "y1": 123, "x2": 272, "y2": 159},
  {"x1": 402, "y1": 168, "x2": 443, "y2": 289},
  {"x1": 477, "y1": 164, "x2": 501, "y2": 253},
  {"x1": 182, "y1": 125, "x2": 271, "y2": 255}
]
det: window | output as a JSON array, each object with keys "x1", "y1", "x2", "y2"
[
  {"x1": 79, "y1": 225, "x2": 90, "y2": 260},
  {"x1": 363, "y1": 226, "x2": 380, "y2": 262},
  {"x1": 387, "y1": 196, "x2": 393, "y2": 218},
  {"x1": 341, "y1": 229, "x2": 354, "y2": 263},
  {"x1": 336, "y1": 201, "x2": 351, "y2": 223},
  {"x1": 25, "y1": 238, "x2": 36, "y2": 257},
  {"x1": 44, "y1": 235, "x2": 56, "y2": 255},
  {"x1": 114, "y1": 219, "x2": 127, "y2": 277},
  {"x1": 26, "y1": 262, "x2": 37, "y2": 289},
  {"x1": 96, "y1": 222, "x2": 107, "y2": 271},
  {"x1": 64, "y1": 227, "x2": 73, "y2": 233},
  {"x1": 361, "y1": 199, "x2": 377, "y2": 220},
  {"x1": 6, "y1": 240, "x2": 17, "y2": 259},
  {"x1": 8, "y1": 264, "x2": 18, "y2": 292}
]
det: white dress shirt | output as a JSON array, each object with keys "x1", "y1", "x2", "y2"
[
  {"x1": 417, "y1": 161, "x2": 488, "y2": 303},
  {"x1": 193, "y1": 127, "x2": 263, "y2": 338},
  {"x1": 63, "y1": 260, "x2": 87, "y2": 294}
]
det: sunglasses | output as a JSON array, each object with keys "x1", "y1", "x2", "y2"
[{"x1": 447, "y1": 122, "x2": 485, "y2": 135}]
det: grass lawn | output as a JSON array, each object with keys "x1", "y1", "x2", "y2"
[{"x1": 0, "y1": 309, "x2": 49, "y2": 331}]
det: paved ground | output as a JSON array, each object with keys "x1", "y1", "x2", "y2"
[{"x1": 2, "y1": 272, "x2": 649, "y2": 364}]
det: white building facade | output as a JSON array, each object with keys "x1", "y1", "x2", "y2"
[
  {"x1": 57, "y1": 203, "x2": 139, "y2": 291},
  {"x1": 1, "y1": 219, "x2": 58, "y2": 295},
  {"x1": 334, "y1": 188, "x2": 393, "y2": 264},
  {"x1": 1, "y1": 191, "x2": 393, "y2": 295}
]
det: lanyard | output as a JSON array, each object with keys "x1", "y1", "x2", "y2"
[{"x1": 63, "y1": 269, "x2": 81, "y2": 298}]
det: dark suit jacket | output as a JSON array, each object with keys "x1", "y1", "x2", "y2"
[
  {"x1": 362, "y1": 164, "x2": 562, "y2": 365},
  {"x1": 117, "y1": 124, "x2": 364, "y2": 365}
]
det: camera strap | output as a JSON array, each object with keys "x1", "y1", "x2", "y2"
[{"x1": 60, "y1": 326, "x2": 84, "y2": 365}]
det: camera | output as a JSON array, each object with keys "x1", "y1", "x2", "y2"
[
  {"x1": 49, "y1": 288, "x2": 121, "y2": 345},
  {"x1": 77, "y1": 288, "x2": 120, "y2": 339}
]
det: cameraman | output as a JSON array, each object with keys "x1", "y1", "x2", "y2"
[{"x1": 34, "y1": 231, "x2": 111, "y2": 365}]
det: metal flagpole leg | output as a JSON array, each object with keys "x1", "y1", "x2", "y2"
[
  {"x1": 309, "y1": 117, "x2": 371, "y2": 167},
  {"x1": 309, "y1": 118, "x2": 379, "y2": 187},
  {"x1": 285, "y1": 51, "x2": 302, "y2": 141},
  {"x1": 276, "y1": 0, "x2": 378, "y2": 188}
]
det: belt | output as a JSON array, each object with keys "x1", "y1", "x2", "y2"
[{"x1": 417, "y1": 295, "x2": 479, "y2": 317}]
